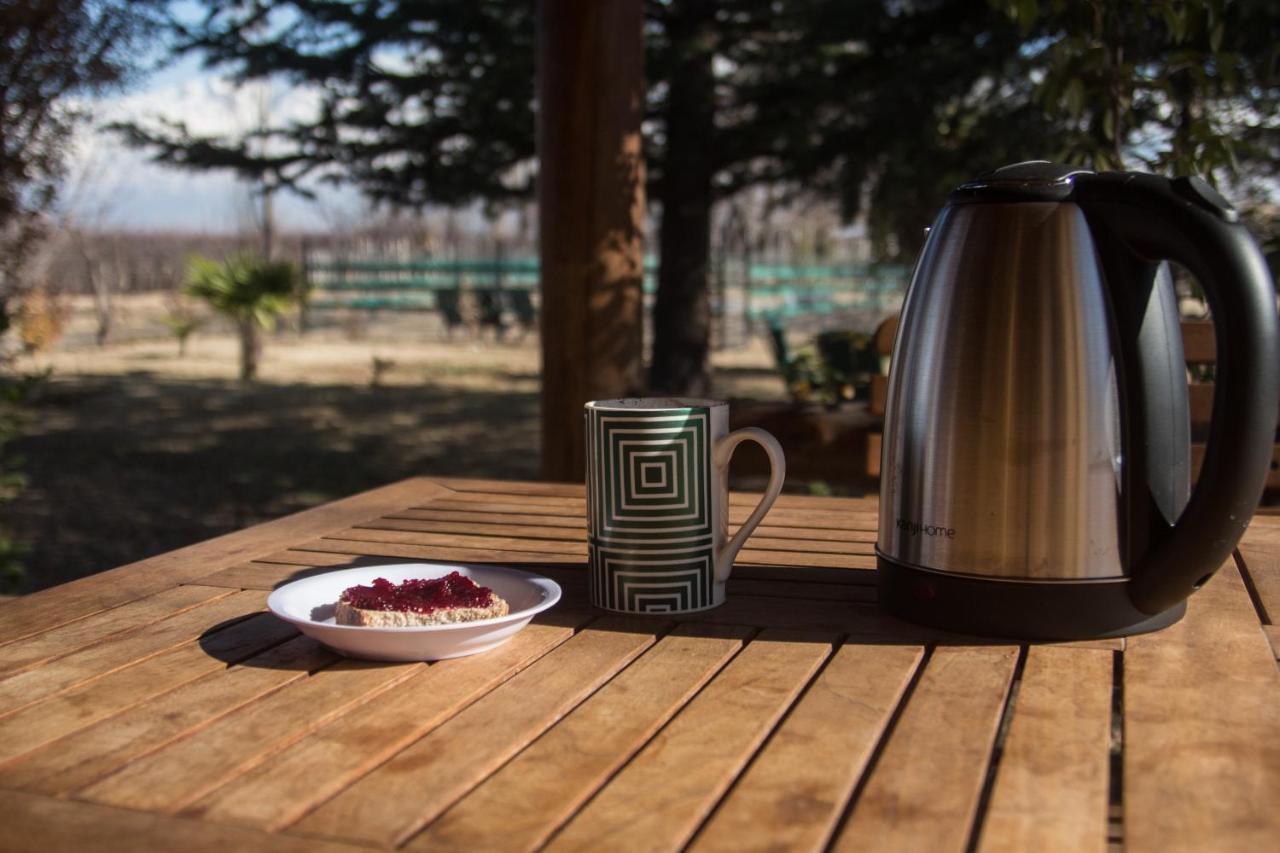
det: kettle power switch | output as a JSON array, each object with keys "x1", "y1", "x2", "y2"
[{"x1": 1172, "y1": 176, "x2": 1240, "y2": 223}]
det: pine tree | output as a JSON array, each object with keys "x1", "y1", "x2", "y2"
[{"x1": 115, "y1": 0, "x2": 1279, "y2": 394}]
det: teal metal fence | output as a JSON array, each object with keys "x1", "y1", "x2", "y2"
[{"x1": 303, "y1": 256, "x2": 909, "y2": 334}]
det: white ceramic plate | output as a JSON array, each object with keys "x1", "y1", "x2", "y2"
[{"x1": 266, "y1": 563, "x2": 562, "y2": 661}]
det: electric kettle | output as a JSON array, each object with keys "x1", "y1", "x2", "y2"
[{"x1": 877, "y1": 161, "x2": 1279, "y2": 639}]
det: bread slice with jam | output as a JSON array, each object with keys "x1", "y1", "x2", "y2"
[{"x1": 335, "y1": 573, "x2": 509, "y2": 627}]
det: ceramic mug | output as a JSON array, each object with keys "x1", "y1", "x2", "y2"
[{"x1": 585, "y1": 398, "x2": 786, "y2": 614}]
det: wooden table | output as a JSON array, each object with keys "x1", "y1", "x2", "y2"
[{"x1": 1, "y1": 476, "x2": 1276, "y2": 852}]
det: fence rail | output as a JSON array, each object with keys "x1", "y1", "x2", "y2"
[{"x1": 303, "y1": 256, "x2": 910, "y2": 341}]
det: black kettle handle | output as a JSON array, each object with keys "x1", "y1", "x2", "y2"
[{"x1": 1075, "y1": 172, "x2": 1279, "y2": 613}]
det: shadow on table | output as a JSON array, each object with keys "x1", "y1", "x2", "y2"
[
  {"x1": 229, "y1": 557, "x2": 1035, "y2": 653},
  {"x1": 200, "y1": 557, "x2": 588, "y2": 670}
]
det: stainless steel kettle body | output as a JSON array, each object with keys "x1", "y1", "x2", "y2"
[{"x1": 877, "y1": 162, "x2": 1280, "y2": 639}]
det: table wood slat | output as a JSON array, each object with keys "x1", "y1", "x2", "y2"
[
  {"x1": 196, "y1": 560, "x2": 581, "y2": 593},
  {"x1": 218, "y1": 549, "x2": 881, "y2": 588},
  {"x1": 385, "y1": 508, "x2": 883, "y2": 545},
  {"x1": 324, "y1": 526, "x2": 588, "y2": 556},
  {"x1": 1123, "y1": 562, "x2": 1280, "y2": 853},
  {"x1": 1265, "y1": 624, "x2": 1280, "y2": 661},
  {"x1": 359, "y1": 516, "x2": 588, "y2": 541},
  {"x1": 427, "y1": 491, "x2": 589, "y2": 509},
  {"x1": 289, "y1": 535, "x2": 880, "y2": 571},
  {"x1": 290, "y1": 617, "x2": 664, "y2": 847},
  {"x1": 689, "y1": 643, "x2": 925, "y2": 852},
  {"x1": 358, "y1": 517, "x2": 878, "y2": 555},
  {"x1": 316, "y1": 529, "x2": 877, "y2": 570},
  {"x1": 186, "y1": 614, "x2": 587, "y2": 830},
  {"x1": 414, "y1": 498, "x2": 878, "y2": 532},
  {"x1": 433, "y1": 477, "x2": 880, "y2": 514},
  {"x1": 737, "y1": 548, "x2": 877, "y2": 569},
  {"x1": 0, "y1": 611, "x2": 297, "y2": 766},
  {"x1": 1237, "y1": 521, "x2": 1280, "y2": 624},
  {"x1": 543, "y1": 630, "x2": 835, "y2": 853},
  {"x1": 6, "y1": 636, "x2": 335, "y2": 794},
  {"x1": 413, "y1": 498, "x2": 592, "y2": 517},
  {"x1": 0, "y1": 585, "x2": 233, "y2": 678},
  {"x1": 292, "y1": 538, "x2": 582, "y2": 566},
  {"x1": 0, "y1": 477, "x2": 450, "y2": 646},
  {"x1": 976, "y1": 646, "x2": 1114, "y2": 853},
  {"x1": 0, "y1": 590, "x2": 266, "y2": 718},
  {"x1": 0, "y1": 789, "x2": 368, "y2": 853},
  {"x1": 412, "y1": 623, "x2": 751, "y2": 852},
  {"x1": 439, "y1": 484, "x2": 878, "y2": 515},
  {"x1": 728, "y1": 578, "x2": 878, "y2": 602},
  {"x1": 430, "y1": 478, "x2": 588, "y2": 497},
  {"x1": 76, "y1": 655, "x2": 424, "y2": 813},
  {"x1": 831, "y1": 645, "x2": 1020, "y2": 853},
  {"x1": 389, "y1": 507, "x2": 589, "y2": 529}
]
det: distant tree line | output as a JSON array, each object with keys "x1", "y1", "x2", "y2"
[{"x1": 4, "y1": 0, "x2": 1278, "y2": 394}]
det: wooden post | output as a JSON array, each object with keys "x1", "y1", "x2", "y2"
[{"x1": 538, "y1": 0, "x2": 646, "y2": 482}]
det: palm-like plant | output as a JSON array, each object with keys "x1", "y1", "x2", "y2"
[{"x1": 185, "y1": 254, "x2": 299, "y2": 381}]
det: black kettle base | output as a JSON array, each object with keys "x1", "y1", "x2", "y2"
[{"x1": 877, "y1": 554, "x2": 1186, "y2": 641}]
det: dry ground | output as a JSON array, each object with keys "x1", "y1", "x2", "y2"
[{"x1": 5, "y1": 295, "x2": 786, "y2": 592}]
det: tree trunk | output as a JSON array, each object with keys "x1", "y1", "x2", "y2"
[
  {"x1": 649, "y1": 4, "x2": 716, "y2": 396},
  {"x1": 238, "y1": 317, "x2": 260, "y2": 381},
  {"x1": 79, "y1": 239, "x2": 113, "y2": 348},
  {"x1": 92, "y1": 285, "x2": 112, "y2": 347}
]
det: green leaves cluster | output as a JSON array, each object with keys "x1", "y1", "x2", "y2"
[
  {"x1": 1001, "y1": 0, "x2": 1279, "y2": 179},
  {"x1": 116, "y1": 0, "x2": 535, "y2": 208},
  {"x1": 119, "y1": 1, "x2": 1280, "y2": 271},
  {"x1": 779, "y1": 329, "x2": 880, "y2": 408},
  {"x1": 0, "y1": 368, "x2": 48, "y2": 591},
  {"x1": 185, "y1": 253, "x2": 301, "y2": 382},
  {"x1": 185, "y1": 254, "x2": 299, "y2": 331}
]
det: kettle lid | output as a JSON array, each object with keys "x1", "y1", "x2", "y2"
[{"x1": 951, "y1": 161, "x2": 1093, "y2": 204}]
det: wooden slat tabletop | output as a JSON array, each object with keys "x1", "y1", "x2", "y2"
[{"x1": 0, "y1": 476, "x2": 1276, "y2": 852}]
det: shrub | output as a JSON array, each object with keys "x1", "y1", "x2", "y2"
[{"x1": 186, "y1": 254, "x2": 300, "y2": 381}]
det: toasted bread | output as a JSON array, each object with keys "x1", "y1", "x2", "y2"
[
  {"x1": 334, "y1": 595, "x2": 508, "y2": 627},
  {"x1": 334, "y1": 573, "x2": 510, "y2": 627}
]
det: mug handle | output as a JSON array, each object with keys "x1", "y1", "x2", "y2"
[{"x1": 713, "y1": 427, "x2": 786, "y2": 583}]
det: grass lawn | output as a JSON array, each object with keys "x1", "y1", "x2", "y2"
[{"x1": 7, "y1": 308, "x2": 785, "y2": 593}]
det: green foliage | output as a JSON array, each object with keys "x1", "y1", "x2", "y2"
[
  {"x1": 160, "y1": 309, "x2": 202, "y2": 357},
  {"x1": 120, "y1": 0, "x2": 1280, "y2": 318},
  {"x1": 996, "y1": 0, "x2": 1280, "y2": 180},
  {"x1": 185, "y1": 254, "x2": 299, "y2": 330},
  {"x1": 807, "y1": 480, "x2": 833, "y2": 497},
  {"x1": 112, "y1": 2, "x2": 535, "y2": 208},
  {"x1": 185, "y1": 254, "x2": 300, "y2": 381},
  {"x1": 0, "y1": 367, "x2": 49, "y2": 591},
  {"x1": 782, "y1": 330, "x2": 879, "y2": 407}
]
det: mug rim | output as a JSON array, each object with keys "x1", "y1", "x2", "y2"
[{"x1": 586, "y1": 397, "x2": 727, "y2": 411}]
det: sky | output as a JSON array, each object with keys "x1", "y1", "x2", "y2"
[{"x1": 68, "y1": 54, "x2": 365, "y2": 233}]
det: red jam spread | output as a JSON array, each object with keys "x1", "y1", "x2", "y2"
[{"x1": 341, "y1": 573, "x2": 496, "y2": 613}]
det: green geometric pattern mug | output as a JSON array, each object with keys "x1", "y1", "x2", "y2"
[{"x1": 585, "y1": 398, "x2": 786, "y2": 614}]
